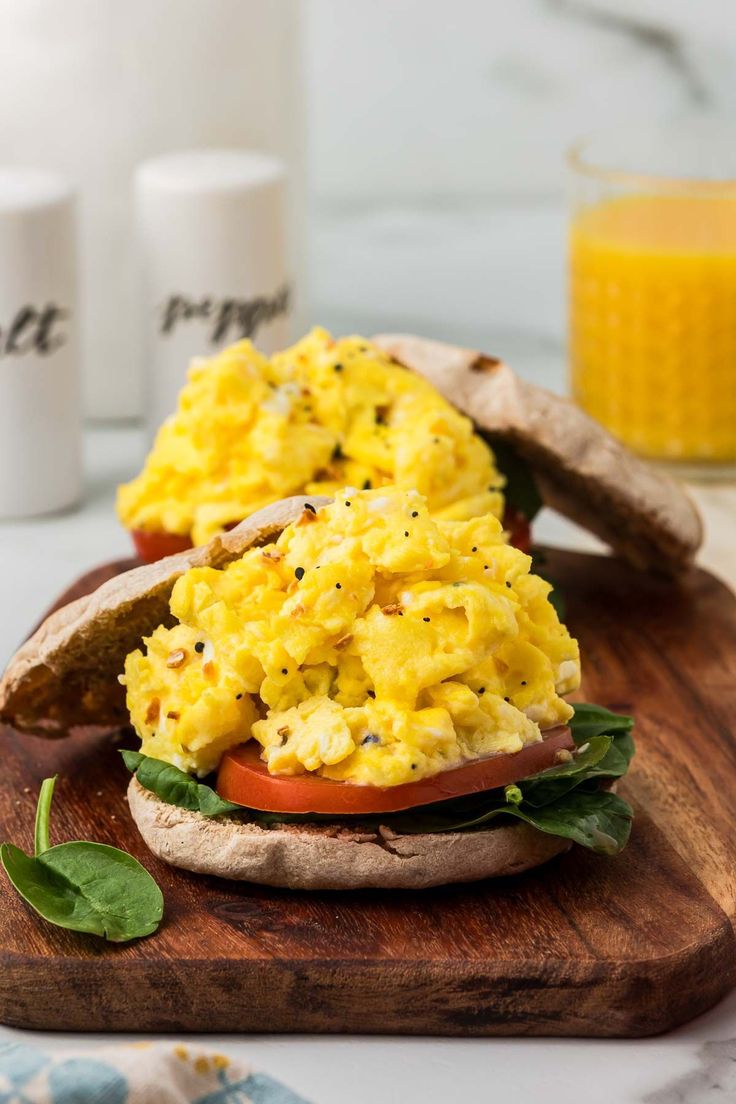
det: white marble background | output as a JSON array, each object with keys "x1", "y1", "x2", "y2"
[{"x1": 305, "y1": 0, "x2": 736, "y2": 391}]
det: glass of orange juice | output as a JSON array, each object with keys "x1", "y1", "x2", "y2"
[{"x1": 568, "y1": 126, "x2": 736, "y2": 477}]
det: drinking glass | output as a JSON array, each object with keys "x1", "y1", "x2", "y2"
[{"x1": 568, "y1": 123, "x2": 736, "y2": 477}]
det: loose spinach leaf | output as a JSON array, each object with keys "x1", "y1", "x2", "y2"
[
  {"x1": 122, "y1": 751, "x2": 241, "y2": 817},
  {"x1": 485, "y1": 437, "x2": 543, "y2": 522},
  {"x1": 0, "y1": 777, "x2": 163, "y2": 943}
]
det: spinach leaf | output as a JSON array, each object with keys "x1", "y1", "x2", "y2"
[
  {"x1": 519, "y1": 712, "x2": 633, "y2": 808},
  {"x1": 569, "y1": 703, "x2": 634, "y2": 743},
  {"x1": 0, "y1": 777, "x2": 163, "y2": 943},
  {"x1": 390, "y1": 786, "x2": 633, "y2": 855},
  {"x1": 502, "y1": 789, "x2": 633, "y2": 855},
  {"x1": 528, "y1": 551, "x2": 566, "y2": 621},
  {"x1": 485, "y1": 437, "x2": 543, "y2": 522},
  {"x1": 122, "y1": 751, "x2": 241, "y2": 817},
  {"x1": 519, "y1": 734, "x2": 613, "y2": 807},
  {"x1": 547, "y1": 583, "x2": 566, "y2": 622},
  {"x1": 527, "y1": 734, "x2": 612, "y2": 781},
  {"x1": 119, "y1": 704, "x2": 636, "y2": 857}
]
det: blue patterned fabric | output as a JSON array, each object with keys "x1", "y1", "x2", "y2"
[{"x1": 0, "y1": 1042, "x2": 312, "y2": 1104}]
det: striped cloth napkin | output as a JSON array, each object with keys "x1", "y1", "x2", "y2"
[{"x1": 0, "y1": 1041, "x2": 312, "y2": 1103}]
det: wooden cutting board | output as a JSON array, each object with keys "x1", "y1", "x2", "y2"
[{"x1": 1, "y1": 549, "x2": 735, "y2": 1037}]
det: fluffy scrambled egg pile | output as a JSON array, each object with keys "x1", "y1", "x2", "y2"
[
  {"x1": 122, "y1": 488, "x2": 580, "y2": 787},
  {"x1": 117, "y1": 328, "x2": 504, "y2": 546}
]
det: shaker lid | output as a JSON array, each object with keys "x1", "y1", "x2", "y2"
[
  {"x1": 135, "y1": 149, "x2": 285, "y2": 196},
  {"x1": 0, "y1": 167, "x2": 73, "y2": 213}
]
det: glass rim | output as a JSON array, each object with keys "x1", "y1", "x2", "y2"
[{"x1": 567, "y1": 135, "x2": 736, "y2": 196}]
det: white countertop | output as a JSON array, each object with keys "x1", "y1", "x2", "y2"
[{"x1": 1, "y1": 426, "x2": 735, "y2": 1104}]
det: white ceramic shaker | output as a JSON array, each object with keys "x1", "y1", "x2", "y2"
[
  {"x1": 0, "y1": 169, "x2": 80, "y2": 518},
  {"x1": 135, "y1": 149, "x2": 292, "y2": 437}
]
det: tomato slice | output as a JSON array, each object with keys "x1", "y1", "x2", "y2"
[
  {"x1": 503, "y1": 505, "x2": 532, "y2": 554},
  {"x1": 131, "y1": 529, "x2": 194, "y2": 564},
  {"x1": 216, "y1": 726, "x2": 573, "y2": 815}
]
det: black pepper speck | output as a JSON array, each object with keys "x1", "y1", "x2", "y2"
[
  {"x1": 411, "y1": 511, "x2": 419, "y2": 518},
  {"x1": 335, "y1": 582, "x2": 342, "y2": 589},
  {"x1": 194, "y1": 642, "x2": 205, "y2": 654},
  {"x1": 281, "y1": 667, "x2": 288, "y2": 675},
  {"x1": 294, "y1": 566, "x2": 305, "y2": 581},
  {"x1": 423, "y1": 617, "x2": 430, "y2": 623}
]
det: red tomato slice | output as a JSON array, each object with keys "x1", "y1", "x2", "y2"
[
  {"x1": 503, "y1": 506, "x2": 532, "y2": 554},
  {"x1": 131, "y1": 528, "x2": 194, "y2": 564},
  {"x1": 216, "y1": 726, "x2": 573, "y2": 815}
]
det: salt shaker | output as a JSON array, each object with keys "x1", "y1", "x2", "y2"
[
  {"x1": 0, "y1": 168, "x2": 80, "y2": 518},
  {"x1": 135, "y1": 149, "x2": 292, "y2": 437}
]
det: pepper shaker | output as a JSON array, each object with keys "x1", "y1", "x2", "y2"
[
  {"x1": 0, "y1": 168, "x2": 80, "y2": 518},
  {"x1": 135, "y1": 149, "x2": 292, "y2": 438}
]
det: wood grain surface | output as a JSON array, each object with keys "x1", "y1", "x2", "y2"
[{"x1": 1, "y1": 549, "x2": 735, "y2": 1037}]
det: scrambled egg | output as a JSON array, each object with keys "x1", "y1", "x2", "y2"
[
  {"x1": 117, "y1": 328, "x2": 504, "y2": 546},
  {"x1": 122, "y1": 488, "x2": 580, "y2": 786}
]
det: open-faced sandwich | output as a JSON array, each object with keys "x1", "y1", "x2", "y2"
[
  {"x1": 117, "y1": 328, "x2": 702, "y2": 575},
  {"x1": 0, "y1": 488, "x2": 636, "y2": 890}
]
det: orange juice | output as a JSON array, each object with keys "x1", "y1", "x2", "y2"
[{"x1": 570, "y1": 194, "x2": 736, "y2": 462}]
